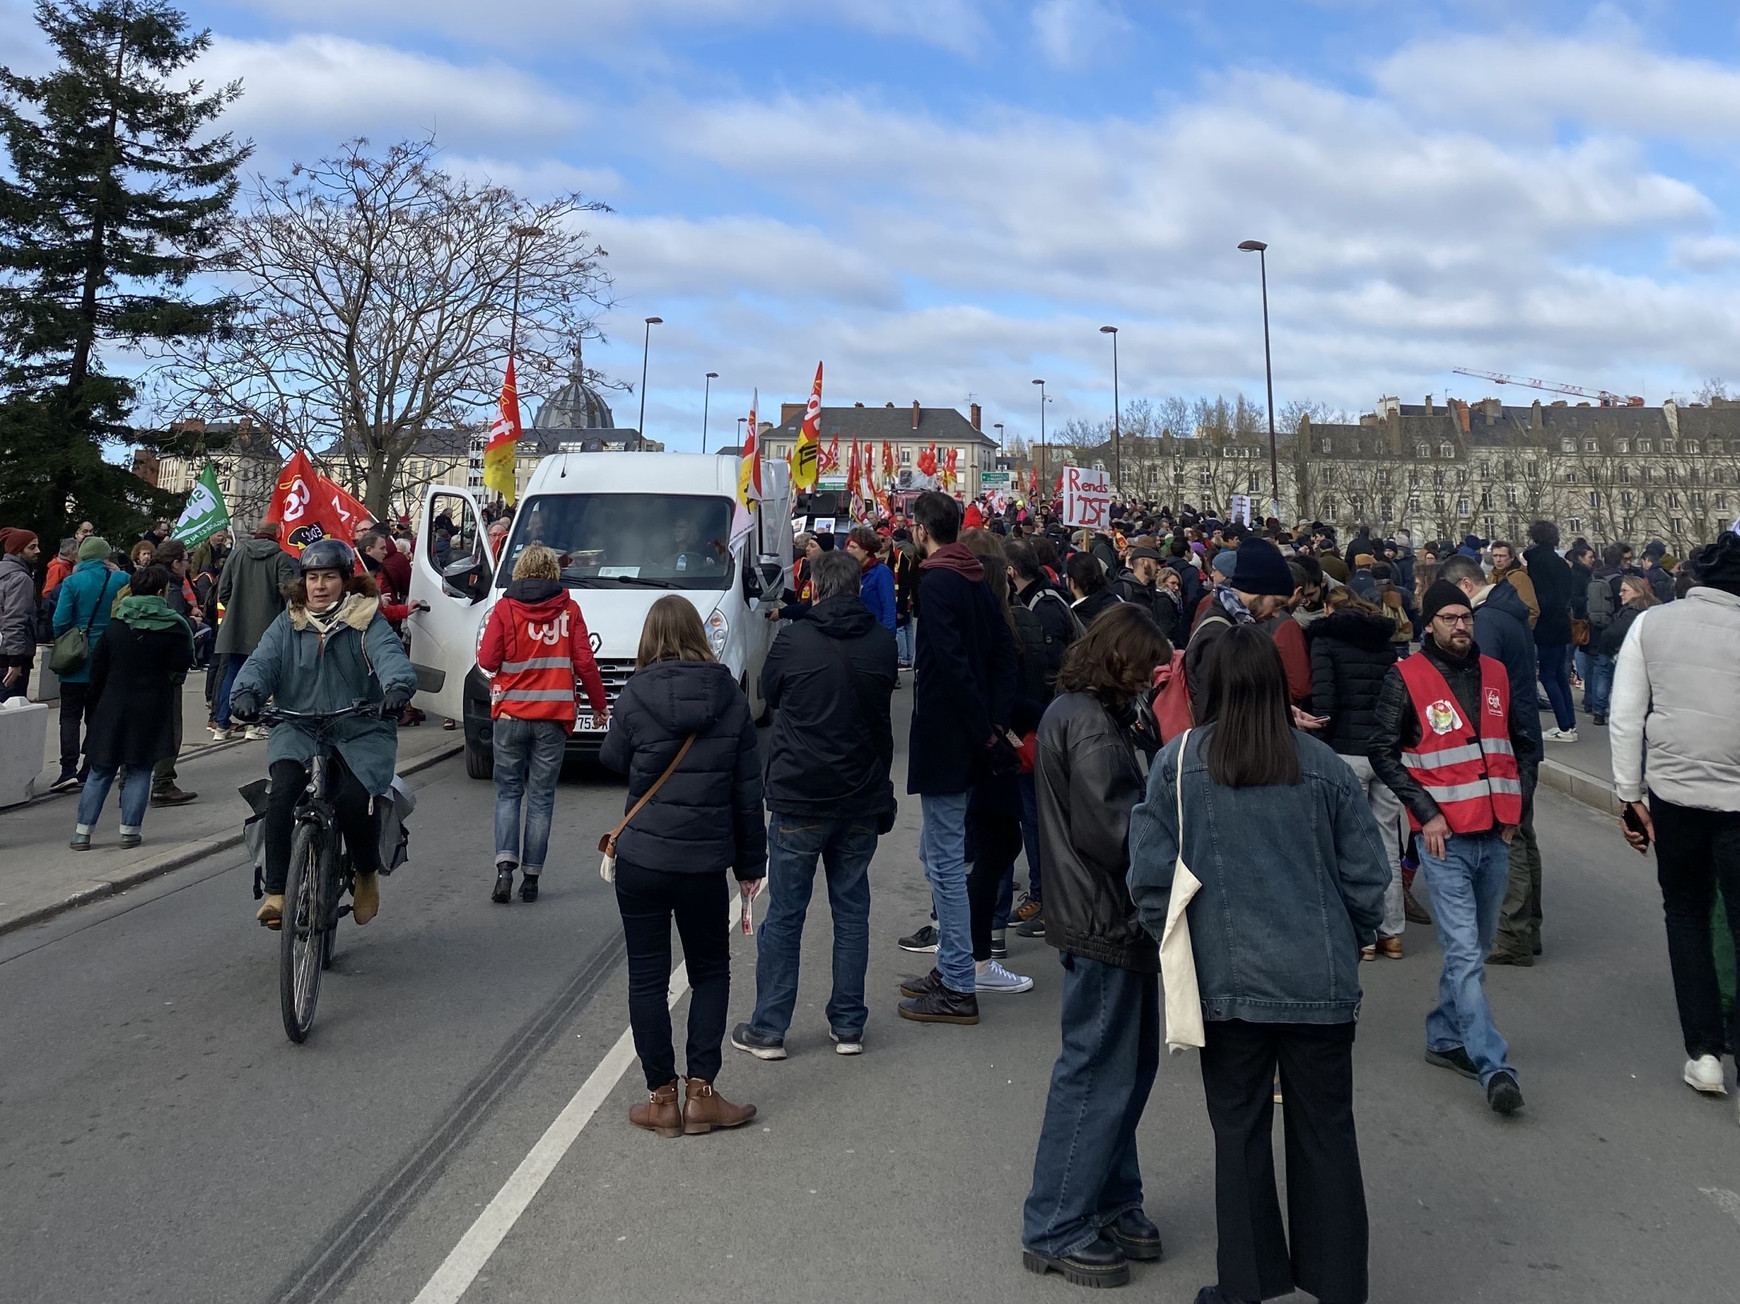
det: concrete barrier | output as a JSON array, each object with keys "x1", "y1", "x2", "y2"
[
  {"x1": 0, "y1": 700, "x2": 49, "y2": 807},
  {"x1": 30, "y1": 650, "x2": 59, "y2": 703}
]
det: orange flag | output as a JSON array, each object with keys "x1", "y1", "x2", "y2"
[{"x1": 483, "y1": 358, "x2": 523, "y2": 504}]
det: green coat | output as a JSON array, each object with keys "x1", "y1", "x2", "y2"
[
  {"x1": 216, "y1": 538, "x2": 297, "y2": 656},
  {"x1": 230, "y1": 597, "x2": 418, "y2": 795}
]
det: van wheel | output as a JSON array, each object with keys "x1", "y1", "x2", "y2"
[{"x1": 465, "y1": 742, "x2": 493, "y2": 780}]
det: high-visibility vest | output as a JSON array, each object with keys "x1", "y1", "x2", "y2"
[
  {"x1": 490, "y1": 598, "x2": 583, "y2": 724},
  {"x1": 1398, "y1": 652, "x2": 1523, "y2": 834}
]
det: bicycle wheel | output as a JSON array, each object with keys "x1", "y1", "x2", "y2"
[
  {"x1": 322, "y1": 855, "x2": 352, "y2": 971},
  {"x1": 280, "y1": 820, "x2": 329, "y2": 1043}
]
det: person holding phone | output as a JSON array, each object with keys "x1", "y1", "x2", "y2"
[
  {"x1": 1610, "y1": 533, "x2": 1740, "y2": 1109},
  {"x1": 600, "y1": 596, "x2": 766, "y2": 1137},
  {"x1": 1369, "y1": 581, "x2": 1537, "y2": 1116}
]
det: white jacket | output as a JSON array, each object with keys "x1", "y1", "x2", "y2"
[{"x1": 1609, "y1": 586, "x2": 1740, "y2": 811}]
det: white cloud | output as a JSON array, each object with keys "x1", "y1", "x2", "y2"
[
  {"x1": 1671, "y1": 234, "x2": 1740, "y2": 271},
  {"x1": 1030, "y1": 0, "x2": 1131, "y2": 71}
]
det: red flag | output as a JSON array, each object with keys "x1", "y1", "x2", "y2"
[
  {"x1": 483, "y1": 357, "x2": 524, "y2": 504},
  {"x1": 266, "y1": 450, "x2": 369, "y2": 557}
]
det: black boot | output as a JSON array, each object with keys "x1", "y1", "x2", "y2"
[
  {"x1": 1022, "y1": 1234, "x2": 1130, "y2": 1288},
  {"x1": 492, "y1": 865, "x2": 515, "y2": 904},
  {"x1": 519, "y1": 873, "x2": 539, "y2": 902}
]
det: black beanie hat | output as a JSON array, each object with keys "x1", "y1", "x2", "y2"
[
  {"x1": 1421, "y1": 579, "x2": 1473, "y2": 624},
  {"x1": 1226, "y1": 538, "x2": 1295, "y2": 597}
]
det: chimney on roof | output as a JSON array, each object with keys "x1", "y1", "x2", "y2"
[
  {"x1": 1453, "y1": 399, "x2": 1470, "y2": 434},
  {"x1": 781, "y1": 402, "x2": 804, "y2": 425},
  {"x1": 970, "y1": 402, "x2": 981, "y2": 431},
  {"x1": 1424, "y1": 394, "x2": 1434, "y2": 417},
  {"x1": 854, "y1": 401, "x2": 864, "y2": 408},
  {"x1": 1530, "y1": 399, "x2": 1542, "y2": 432},
  {"x1": 911, "y1": 400, "x2": 921, "y2": 431},
  {"x1": 885, "y1": 402, "x2": 895, "y2": 408}
]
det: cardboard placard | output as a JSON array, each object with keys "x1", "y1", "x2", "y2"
[{"x1": 1060, "y1": 466, "x2": 1111, "y2": 529}]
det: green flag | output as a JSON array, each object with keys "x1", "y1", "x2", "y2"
[{"x1": 171, "y1": 462, "x2": 232, "y2": 545}]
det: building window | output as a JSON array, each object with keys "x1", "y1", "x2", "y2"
[
  {"x1": 1621, "y1": 491, "x2": 1634, "y2": 509},
  {"x1": 1643, "y1": 466, "x2": 1655, "y2": 483},
  {"x1": 1685, "y1": 439, "x2": 1700, "y2": 454},
  {"x1": 1433, "y1": 470, "x2": 1445, "y2": 488},
  {"x1": 1408, "y1": 493, "x2": 1421, "y2": 512},
  {"x1": 1588, "y1": 491, "x2": 1599, "y2": 508},
  {"x1": 900, "y1": 449, "x2": 912, "y2": 465},
  {"x1": 1584, "y1": 438, "x2": 1599, "y2": 452},
  {"x1": 1671, "y1": 517, "x2": 1684, "y2": 533},
  {"x1": 1716, "y1": 493, "x2": 1729, "y2": 511},
  {"x1": 1480, "y1": 490, "x2": 1492, "y2": 509},
  {"x1": 1568, "y1": 517, "x2": 1583, "y2": 534},
  {"x1": 1525, "y1": 460, "x2": 1538, "y2": 477},
  {"x1": 1484, "y1": 514, "x2": 1497, "y2": 534},
  {"x1": 1619, "y1": 465, "x2": 1630, "y2": 483},
  {"x1": 1506, "y1": 487, "x2": 1517, "y2": 507},
  {"x1": 1377, "y1": 469, "x2": 1391, "y2": 488},
  {"x1": 1637, "y1": 439, "x2": 1652, "y2": 453},
  {"x1": 1564, "y1": 469, "x2": 1578, "y2": 483},
  {"x1": 1663, "y1": 440, "x2": 1678, "y2": 454},
  {"x1": 1707, "y1": 440, "x2": 1723, "y2": 454},
  {"x1": 1416, "y1": 444, "x2": 1430, "y2": 458},
  {"x1": 1694, "y1": 493, "x2": 1705, "y2": 510},
  {"x1": 1477, "y1": 461, "x2": 1489, "y2": 479},
  {"x1": 1668, "y1": 492, "x2": 1680, "y2": 508},
  {"x1": 1173, "y1": 470, "x2": 1184, "y2": 486},
  {"x1": 1199, "y1": 470, "x2": 1213, "y2": 488},
  {"x1": 1320, "y1": 438, "x2": 1332, "y2": 453},
  {"x1": 1561, "y1": 439, "x2": 1576, "y2": 453},
  {"x1": 1321, "y1": 497, "x2": 1334, "y2": 517},
  {"x1": 1440, "y1": 443, "x2": 1454, "y2": 458},
  {"x1": 1457, "y1": 496, "x2": 1470, "y2": 516}
]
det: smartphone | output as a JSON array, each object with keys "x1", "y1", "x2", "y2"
[{"x1": 1622, "y1": 803, "x2": 1651, "y2": 852}]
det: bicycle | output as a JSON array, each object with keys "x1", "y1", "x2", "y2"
[{"x1": 256, "y1": 701, "x2": 381, "y2": 1044}]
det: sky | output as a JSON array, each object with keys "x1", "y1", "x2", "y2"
[{"x1": 7, "y1": 0, "x2": 1740, "y2": 453}]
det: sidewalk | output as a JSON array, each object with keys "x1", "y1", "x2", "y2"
[
  {"x1": 1534, "y1": 704, "x2": 1621, "y2": 816},
  {"x1": 0, "y1": 688, "x2": 464, "y2": 935}
]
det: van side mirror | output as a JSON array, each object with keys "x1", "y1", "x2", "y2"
[{"x1": 442, "y1": 555, "x2": 486, "y2": 603}]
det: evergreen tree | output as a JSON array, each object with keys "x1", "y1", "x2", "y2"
[{"x1": 0, "y1": 0, "x2": 248, "y2": 546}]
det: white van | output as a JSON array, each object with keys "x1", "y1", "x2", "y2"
[{"x1": 405, "y1": 453, "x2": 792, "y2": 779}]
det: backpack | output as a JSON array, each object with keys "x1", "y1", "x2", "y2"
[
  {"x1": 1009, "y1": 603, "x2": 1050, "y2": 705},
  {"x1": 1586, "y1": 575, "x2": 1618, "y2": 629}
]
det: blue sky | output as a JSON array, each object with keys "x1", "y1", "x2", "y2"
[{"x1": 7, "y1": 0, "x2": 1740, "y2": 452}]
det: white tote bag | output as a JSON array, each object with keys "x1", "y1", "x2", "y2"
[{"x1": 1160, "y1": 729, "x2": 1206, "y2": 1054}]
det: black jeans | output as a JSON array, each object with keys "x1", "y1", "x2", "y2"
[
  {"x1": 1651, "y1": 794, "x2": 1740, "y2": 1059},
  {"x1": 263, "y1": 756, "x2": 380, "y2": 893},
  {"x1": 58, "y1": 680, "x2": 94, "y2": 775},
  {"x1": 967, "y1": 812, "x2": 1023, "y2": 962},
  {"x1": 615, "y1": 863, "x2": 731, "y2": 1090},
  {"x1": 1200, "y1": 1019, "x2": 1368, "y2": 1304}
]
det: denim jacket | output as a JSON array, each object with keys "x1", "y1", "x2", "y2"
[{"x1": 1127, "y1": 727, "x2": 1390, "y2": 1024}]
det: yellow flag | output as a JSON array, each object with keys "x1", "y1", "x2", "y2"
[{"x1": 792, "y1": 362, "x2": 822, "y2": 491}]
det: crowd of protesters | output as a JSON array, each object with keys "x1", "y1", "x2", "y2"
[{"x1": 3, "y1": 482, "x2": 1735, "y2": 1303}]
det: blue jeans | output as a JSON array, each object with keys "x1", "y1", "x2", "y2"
[
  {"x1": 1537, "y1": 643, "x2": 1574, "y2": 732},
  {"x1": 214, "y1": 655, "x2": 243, "y2": 729},
  {"x1": 76, "y1": 764, "x2": 152, "y2": 834},
  {"x1": 749, "y1": 815, "x2": 877, "y2": 1040},
  {"x1": 895, "y1": 621, "x2": 914, "y2": 666},
  {"x1": 492, "y1": 716, "x2": 567, "y2": 872},
  {"x1": 1584, "y1": 652, "x2": 1615, "y2": 717},
  {"x1": 1419, "y1": 831, "x2": 1515, "y2": 1086},
  {"x1": 920, "y1": 790, "x2": 974, "y2": 993},
  {"x1": 1022, "y1": 953, "x2": 1160, "y2": 1257}
]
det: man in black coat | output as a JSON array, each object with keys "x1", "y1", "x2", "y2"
[
  {"x1": 1439, "y1": 554, "x2": 1546, "y2": 966},
  {"x1": 1523, "y1": 520, "x2": 1577, "y2": 743},
  {"x1": 901, "y1": 490, "x2": 1016, "y2": 1026},
  {"x1": 732, "y1": 551, "x2": 897, "y2": 1060}
]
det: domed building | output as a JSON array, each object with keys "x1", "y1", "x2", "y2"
[{"x1": 533, "y1": 372, "x2": 616, "y2": 432}]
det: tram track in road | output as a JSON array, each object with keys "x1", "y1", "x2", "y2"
[{"x1": 269, "y1": 928, "x2": 628, "y2": 1304}]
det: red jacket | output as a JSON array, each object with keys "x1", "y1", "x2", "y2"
[{"x1": 476, "y1": 579, "x2": 608, "y2": 731}]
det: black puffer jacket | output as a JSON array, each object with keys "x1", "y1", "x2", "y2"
[
  {"x1": 1034, "y1": 690, "x2": 1158, "y2": 972},
  {"x1": 1307, "y1": 609, "x2": 1399, "y2": 756},
  {"x1": 760, "y1": 596, "x2": 896, "y2": 822},
  {"x1": 599, "y1": 660, "x2": 767, "y2": 881}
]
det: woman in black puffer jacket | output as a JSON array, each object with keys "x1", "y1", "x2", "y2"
[
  {"x1": 1308, "y1": 593, "x2": 1409, "y2": 957},
  {"x1": 600, "y1": 596, "x2": 767, "y2": 1138}
]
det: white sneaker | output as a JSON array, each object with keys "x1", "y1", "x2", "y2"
[
  {"x1": 1684, "y1": 1054, "x2": 1728, "y2": 1096},
  {"x1": 829, "y1": 1031, "x2": 863, "y2": 1056},
  {"x1": 244, "y1": 725, "x2": 269, "y2": 741},
  {"x1": 1543, "y1": 727, "x2": 1579, "y2": 743},
  {"x1": 974, "y1": 959, "x2": 1034, "y2": 994},
  {"x1": 208, "y1": 725, "x2": 234, "y2": 742}
]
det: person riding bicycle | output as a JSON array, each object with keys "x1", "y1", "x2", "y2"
[{"x1": 229, "y1": 539, "x2": 418, "y2": 930}]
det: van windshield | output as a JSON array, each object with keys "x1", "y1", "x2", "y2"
[{"x1": 501, "y1": 493, "x2": 736, "y2": 591}]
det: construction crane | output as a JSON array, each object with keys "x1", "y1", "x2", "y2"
[{"x1": 1452, "y1": 367, "x2": 1644, "y2": 407}]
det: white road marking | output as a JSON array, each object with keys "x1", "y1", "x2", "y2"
[
  {"x1": 411, "y1": 893, "x2": 751, "y2": 1304},
  {"x1": 1701, "y1": 1187, "x2": 1740, "y2": 1226}
]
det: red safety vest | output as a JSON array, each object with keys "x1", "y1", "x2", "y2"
[
  {"x1": 1397, "y1": 652, "x2": 1523, "y2": 834},
  {"x1": 490, "y1": 597, "x2": 584, "y2": 725}
]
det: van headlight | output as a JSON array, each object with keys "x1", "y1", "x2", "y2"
[
  {"x1": 706, "y1": 609, "x2": 729, "y2": 656},
  {"x1": 475, "y1": 617, "x2": 491, "y2": 675}
]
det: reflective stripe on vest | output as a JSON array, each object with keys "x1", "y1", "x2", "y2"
[
  {"x1": 489, "y1": 599, "x2": 581, "y2": 724},
  {"x1": 1397, "y1": 652, "x2": 1524, "y2": 835}
]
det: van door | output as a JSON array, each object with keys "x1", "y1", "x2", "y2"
[{"x1": 406, "y1": 486, "x2": 495, "y2": 722}]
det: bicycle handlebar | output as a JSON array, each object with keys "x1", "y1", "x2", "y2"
[{"x1": 257, "y1": 701, "x2": 382, "y2": 728}]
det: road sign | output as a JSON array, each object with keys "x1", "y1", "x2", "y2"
[
  {"x1": 1060, "y1": 466, "x2": 1111, "y2": 529},
  {"x1": 980, "y1": 470, "x2": 1011, "y2": 489},
  {"x1": 817, "y1": 474, "x2": 848, "y2": 491}
]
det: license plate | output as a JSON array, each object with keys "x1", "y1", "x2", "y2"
[{"x1": 576, "y1": 713, "x2": 604, "y2": 732}]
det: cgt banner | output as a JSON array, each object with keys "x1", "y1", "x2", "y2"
[
  {"x1": 265, "y1": 450, "x2": 369, "y2": 555},
  {"x1": 1060, "y1": 465, "x2": 1111, "y2": 529}
]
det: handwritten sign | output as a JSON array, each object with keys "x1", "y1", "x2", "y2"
[{"x1": 1061, "y1": 466, "x2": 1111, "y2": 529}]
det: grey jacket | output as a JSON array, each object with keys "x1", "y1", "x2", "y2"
[
  {"x1": 0, "y1": 552, "x2": 35, "y2": 660},
  {"x1": 1128, "y1": 727, "x2": 1390, "y2": 1024},
  {"x1": 1610, "y1": 586, "x2": 1740, "y2": 812},
  {"x1": 216, "y1": 538, "x2": 297, "y2": 656}
]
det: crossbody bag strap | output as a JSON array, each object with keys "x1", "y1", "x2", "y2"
[
  {"x1": 1174, "y1": 728, "x2": 1191, "y2": 839},
  {"x1": 600, "y1": 733, "x2": 697, "y2": 855},
  {"x1": 83, "y1": 578, "x2": 108, "y2": 638}
]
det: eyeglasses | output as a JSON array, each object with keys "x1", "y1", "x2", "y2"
[{"x1": 1433, "y1": 613, "x2": 1475, "y2": 627}]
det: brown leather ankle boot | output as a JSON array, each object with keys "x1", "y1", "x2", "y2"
[
  {"x1": 629, "y1": 1079, "x2": 683, "y2": 1138},
  {"x1": 683, "y1": 1078, "x2": 756, "y2": 1134}
]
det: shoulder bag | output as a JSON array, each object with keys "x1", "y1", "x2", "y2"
[
  {"x1": 598, "y1": 734, "x2": 696, "y2": 883},
  {"x1": 1160, "y1": 729, "x2": 1206, "y2": 1054},
  {"x1": 49, "y1": 579, "x2": 106, "y2": 677}
]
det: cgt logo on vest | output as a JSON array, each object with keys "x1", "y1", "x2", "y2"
[
  {"x1": 1485, "y1": 687, "x2": 1502, "y2": 717},
  {"x1": 526, "y1": 612, "x2": 570, "y2": 645}
]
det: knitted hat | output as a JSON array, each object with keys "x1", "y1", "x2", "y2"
[
  {"x1": 1226, "y1": 538, "x2": 1295, "y2": 597},
  {"x1": 1211, "y1": 549, "x2": 1237, "y2": 577},
  {"x1": 1352, "y1": 553, "x2": 1377, "y2": 568},
  {"x1": 77, "y1": 536, "x2": 110, "y2": 562},
  {"x1": 0, "y1": 527, "x2": 36, "y2": 555},
  {"x1": 1420, "y1": 579, "x2": 1473, "y2": 624}
]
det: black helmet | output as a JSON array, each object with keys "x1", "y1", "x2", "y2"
[{"x1": 299, "y1": 538, "x2": 355, "y2": 575}]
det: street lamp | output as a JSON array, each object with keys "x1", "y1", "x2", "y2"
[
  {"x1": 737, "y1": 416, "x2": 747, "y2": 446},
  {"x1": 636, "y1": 316, "x2": 663, "y2": 439},
  {"x1": 993, "y1": 422, "x2": 1004, "y2": 453},
  {"x1": 1032, "y1": 379, "x2": 1048, "y2": 493},
  {"x1": 1100, "y1": 325, "x2": 1120, "y2": 497},
  {"x1": 1237, "y1": 240, "x2": 1279, "y2": 521},
  {"x1": 701, "y1": 371, "x2": 718, "y2": 453}
]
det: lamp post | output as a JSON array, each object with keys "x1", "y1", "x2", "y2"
[
  {"x1": 737, "y1": 416, "x2": 747, "y2": 447},
  {"x1": 636, "y1": 316, "x2": 662, "y2": 439},
  {"x1": 701, "y1": 371, "x2": 718, "y2": 452},
  {"x1": 993, "y1": 422, "x2": 1004, "y2": 453},
  {"x1": 472, "y1": 223, "x2": 543, "y2": 491},
  {"x1": 1032, "y1": 379, "x2": 1048, "y2": 495},
  {"x1": 1099, "y1": 325, "x2": 1120, "y2": 496},
  {"x1": 1237, "y1": 240, "x2": 1279, "y2": 520}
]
